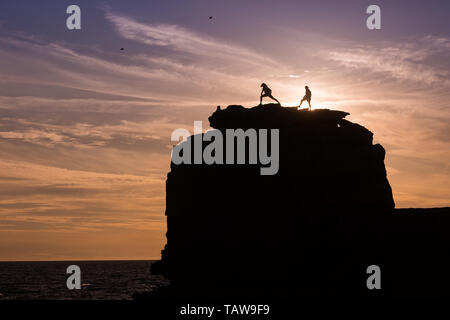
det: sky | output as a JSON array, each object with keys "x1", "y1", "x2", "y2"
[{"x1": 0, "y1": 0, "x2": 449, "y2": 261}]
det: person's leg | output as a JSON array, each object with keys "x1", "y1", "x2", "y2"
[
  {"x1": 299, "y1": 98, "x2": 305, "y2": 107},
  {"x1": 260, "y1": 95, "x2": 263, "y2": 105},
  {"x1": 260, "y1": 93, "x2": 269, "y2": 105},
  {"x1": 308, "y1": 100, "x2": 311, "y2": 111},
  {"x1": 269, "y1": 95, "x2": 280, "y2": 104}
]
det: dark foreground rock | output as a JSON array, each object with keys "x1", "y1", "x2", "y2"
[{"x1": 148, "y1": 104, "x2": 449, "y2": 299}]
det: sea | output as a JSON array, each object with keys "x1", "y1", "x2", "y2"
[{"x1": 0, "y1": 260, "x2": 169, "y2": 300}]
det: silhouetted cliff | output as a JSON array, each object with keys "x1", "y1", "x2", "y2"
[{"x1": 149, "y1": 104, "x2": 449, "y2": 299}]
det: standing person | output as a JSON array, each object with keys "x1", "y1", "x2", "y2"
[
  {"x1": 299, "y1": 86, "x2": 312, "y2": 111},
  {"x1": 259, "y1": 83, "x2": 280, "y2": 105}
]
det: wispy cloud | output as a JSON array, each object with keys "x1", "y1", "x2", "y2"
[
  {"x1": 0, "y1": 117, "x2": 180, "y2": 150},
  {"x1": 0, "y1": 158, "x2": 166, "y2": 233},
  {"x1": 325, "y1": 36, "x2": 450, "y2": 86},
  {"x1": 104, "y1": 11, "x2": 280, "y2": 70}
]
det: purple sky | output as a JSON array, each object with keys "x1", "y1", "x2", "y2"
[{"x1": 0, "y1": 0, "x2": 449, "y2": 260}]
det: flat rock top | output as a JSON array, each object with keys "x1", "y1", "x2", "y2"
[{"x1": 209, "y1": 104, "x2": 350, "y2": 129}]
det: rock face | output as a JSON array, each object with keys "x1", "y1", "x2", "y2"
[{"x1": 151, "y1": 104, "x2": 449, "y2": 298}]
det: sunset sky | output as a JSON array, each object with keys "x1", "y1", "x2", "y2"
[{"x1": 0, "y1": 0, "x2": 449, "y2": 261}]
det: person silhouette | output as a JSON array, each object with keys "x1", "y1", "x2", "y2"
[
  {"x1": 299, "y1": 86, "x2": 312, "y2": 111},
  {"x1": 259, "y1": 83, "x2": 280, "y2": 105}
]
